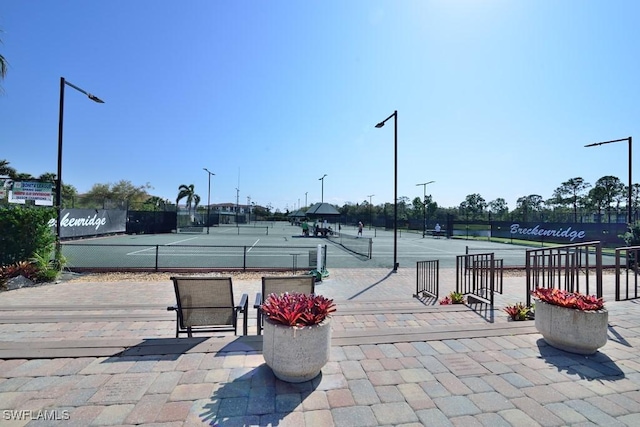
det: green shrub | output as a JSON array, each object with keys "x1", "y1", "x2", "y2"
[
  {"x1": 31, "y1": 249, "x2": 64, "y2": 283},
  {"x1": 620, "y1": 222, "x2": 640, "y2": 246},
  {"x1": 0, "y1": 206, "x2": 56, "y2": 266}
]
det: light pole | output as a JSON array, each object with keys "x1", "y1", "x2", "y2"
[
  {"x1": 367, "y1": 194, "x2": 375, "y2": 230},
  {"x1": 585, "y1": 137, "x2": 633, "y2": 224},
  {"x1": 305, "y1": 192, "x2": 308, "y2": 209},
  {"x1": 375, "y1": 110, "x2": 399, "y2": 271},
  {"x1": 247, "y1": 195, "x2": 251, "y2": 223},
  {"x1": 235, "y1": 187, "x2": 240, "y2": 226},
  {"x1": 203, "y1": 168, "x2": 215, "y2": 234},
  {"x1": 56, "y1": 77, "x2": 104, "y2": 258},
  {"x1": 319, "y1": 174, "x2": 327, "y2": 203},
  {"x1": 416, "y1": 181, "x2": 435, "y2": 237}
]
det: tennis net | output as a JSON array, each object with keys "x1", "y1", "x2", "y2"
[
  {"x1": 177, "y1": 225, "x2": 269, "y2": 235},
  {"x1": 327, "y1": 232, "x2": 372, "y2": 258}
]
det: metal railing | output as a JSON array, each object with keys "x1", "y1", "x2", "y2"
[
  {"x1": 525, "y1": 241, "x2": 602, "y2": 306},
  {"x1": 455, "y1": 252, "x2": 499, "y2": 308},
  {"x1": 61, "y1": 243, "x2": 327, "y2": 272},
  {"x1": 615, "y1": 245, "x2": 640, "y2": 301},
  {"x1": 415, "y1": 260, "x2": 439, "y2": 299}
]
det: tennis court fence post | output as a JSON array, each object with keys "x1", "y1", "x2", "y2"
[
  {"x1": 155, "y1": 245, "x2": 159, "y2": 272},
  {"x1": 243, "y1": 246, "x2": 247, "y2": 270},
  {"x1": 324, "y1": 245, "x2": 328, "y2": 270}
]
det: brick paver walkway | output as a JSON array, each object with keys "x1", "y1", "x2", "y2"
[{"x1": 0, "y1": 268, "x2": 638, "y2": 426}]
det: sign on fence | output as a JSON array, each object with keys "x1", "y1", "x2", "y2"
[{"x1": 8, "y1": 181, "x2": 54, "y2": 206}]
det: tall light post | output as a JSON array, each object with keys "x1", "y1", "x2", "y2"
[
  {"x1": 367, "y1": 194, "x2": 375, "y2": 230},
  {"x1": 318, "y1": 174, "x2": 327, "y2": 203},
  {"x1": 375, "y1": 110, "x2": 399, "y2": 271},
  {"x1": 203, "y1": 168, "x2": 215, "y2": 234},
  {"x1": 235, "y1": 187, "x2": 240, "y2": 226},
  {"x1": 56, "y1": 77, "x2": 104, "y2": 257},
  {"x1": 585, "y1": 136, "x2": 633, "y2": 224},
  {"x1": 416, "y1": 181, "x2": 435, "y2": 237},
  {"x1": 305, "y1": 191, "x2": 308, "y2": 208}
]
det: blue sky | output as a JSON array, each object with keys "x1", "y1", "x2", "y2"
[{"x1": 2, "y1": 1, "x2": 640, "y2": 213}]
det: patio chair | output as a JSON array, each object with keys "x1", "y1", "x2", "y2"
[
  {"x1": 168, "y1": 276, "x2": 248, "y2": 337},
  {"x1": 254, "y1": 275, "x2": 315, "y2": 335}
]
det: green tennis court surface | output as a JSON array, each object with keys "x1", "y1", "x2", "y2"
[{"x1": 61, "y1": 222, "x2": 564, "y2": 271}]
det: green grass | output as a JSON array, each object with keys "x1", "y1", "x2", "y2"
[
  {"x1": 452, "y1": 224, "x2": 490, "y2": 231},
  {"x1": 452, "y1": 235, "x2": 618, "y2": 256}
]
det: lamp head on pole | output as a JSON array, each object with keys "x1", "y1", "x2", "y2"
[
  {"x1": 375, "y1": 110, "x2": 397, "y2": 129},
  {"x1": 88, "y1": 94, "x2": 104, "y2": 103}
]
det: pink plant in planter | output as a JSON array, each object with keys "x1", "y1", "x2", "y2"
[
  {"x1": 261, "y1": 292, "x2": 336, "y2": 327},
  {"x1": 531, "y1": 287, "x2": 604, "y2": 311}
]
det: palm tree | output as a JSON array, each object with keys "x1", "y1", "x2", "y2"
[
  {"x1": 0, "y1": 30, "x2": 8, "y2": 92},
  {"x1": 176, "y1": 184, "x2": 200, "y2": 223},
  {"x1": 0, "y1": 159, "x2": 16, "y2": 178}
]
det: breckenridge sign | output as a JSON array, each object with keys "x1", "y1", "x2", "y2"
[
  {"x1": 48, "y1": 212, "x2": 107, "y2": 230},
  {"x1": 48, "y1": 209, "x2": 126, "y2": 238},
  {"x1": 480, "y1": 221, "x2": 625, "y2": 245},
  {"x1": 509, "y1": 223, "x2": 586, "y2": 242}
]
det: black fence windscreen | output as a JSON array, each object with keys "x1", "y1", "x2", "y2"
[
  {"x1": 50, "y1": 209, "x2": 126, "y2": 239},
  {"x1": 127, "y1": 211, "x2": 177, "y2": 234}
]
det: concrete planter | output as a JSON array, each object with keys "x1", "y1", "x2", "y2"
[
  {"x1": 535, "y1": 300, "x2": 608, "y2": 355},
  {"x1": 262, "y1": 318, "x2": 331, "y2": 383}
]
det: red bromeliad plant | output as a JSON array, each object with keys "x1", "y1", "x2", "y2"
[
  {"x1": 261, "y1": 293, "x2": 336, "y2": 327},
  {"x1": 531, "y1": 288, "x2": 604, "y2": 311}
]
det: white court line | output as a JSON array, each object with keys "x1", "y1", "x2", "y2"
[
  {"x1": 166, "y1": 237, "x2": 199, "y2": 245},
  {"x1": 127, "y1": 247, "x2": 157, "y2": 256},
  {"x1": 246, "y1": 239, "x2": 260, "y2": 253},
  {"x1": 126, "y1": 236, "x2": 200, "y2": 255}
]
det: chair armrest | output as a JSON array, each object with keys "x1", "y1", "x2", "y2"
[
  {"x1": 167, "y1": 305, "x2": 177, "y2": 311},
  {"x1": 253, "y1": 292, "x2": 263, "y2": 309},
  {"x1": 238, "y1": 293, "x2": 249, "y2": 336},
  {"x1": 237, "y1": 293, "x2": 248, "y2": 312}
]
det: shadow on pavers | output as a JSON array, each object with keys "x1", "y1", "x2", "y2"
[
  {"x1": 111, "y1": 335, "x2": 262, "y2": 361},
  {"x1": 536, "y1": 339, "x2": 624, "y2": 380},
  {"x1": 200, "y1": 362, "x2": 322, "y2": 426}
]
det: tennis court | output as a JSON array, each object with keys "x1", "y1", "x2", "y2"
[{"x1": 61, "y1": 222, "x2": 549, "y2": 271}]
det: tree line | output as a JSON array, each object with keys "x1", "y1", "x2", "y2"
[
  {"x1": 2, "y1": 159, "x2": 636, "y2": 224},
  {"x1": 339, "y1": 176, "x2": 638, "y2": 224}
]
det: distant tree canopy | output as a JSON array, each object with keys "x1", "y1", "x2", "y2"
[
  {"x1": 2, "y1": 159, "x2": 638, "y2": 223},
  {"x1": 459, "y1": 193, "x2": 487, "y2": 220},
  {"x1": 80, "y1": 180, "x2": 152, "y2": 209}
]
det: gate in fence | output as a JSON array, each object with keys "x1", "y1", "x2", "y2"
[
  {"x1": 415, "y1": 260, "x2": 439, "y2": 299},
  {"x1": 615, "y1": 245, "x2": 640, "y2": 301},
  {"x1": 455, "y1": 252, "x2": 502, "y2": 309}
]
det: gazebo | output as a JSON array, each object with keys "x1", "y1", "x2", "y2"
[
  {"x1": 306, "y1": 203, "x2": 340, "y2": 236},
  {"x1": 305, "y1": 203, "x2": 340, "y2": 217}
]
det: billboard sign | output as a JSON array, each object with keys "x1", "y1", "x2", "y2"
[{"x1": 8, "y1": 181, "x2": 54, "y2": 206}]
